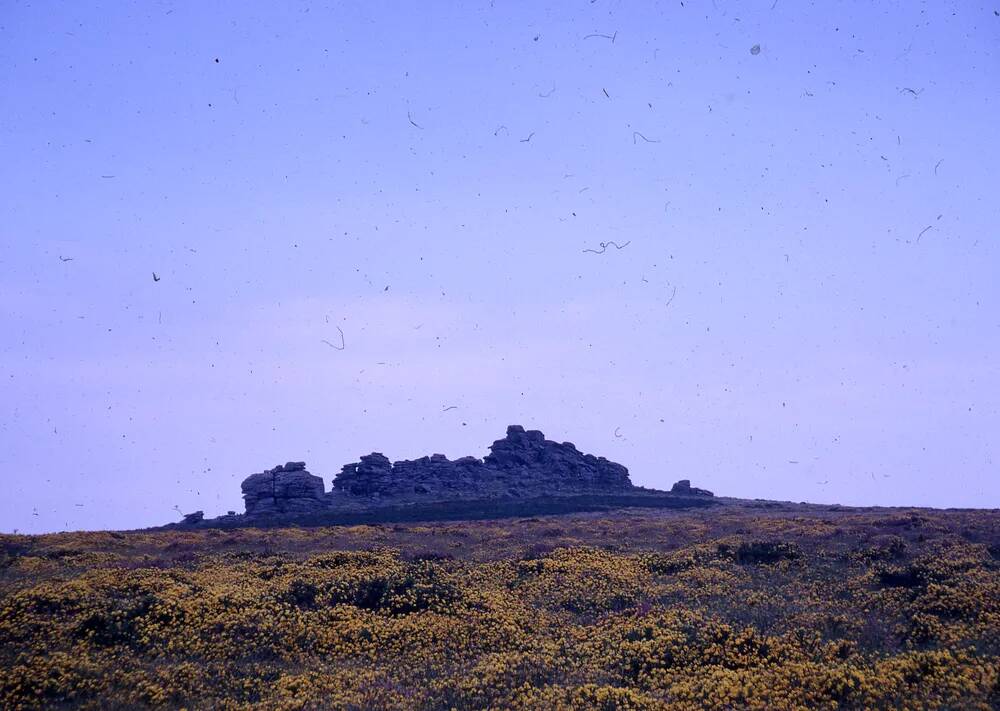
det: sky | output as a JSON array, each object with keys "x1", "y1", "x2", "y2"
[{"x1": 1, "y1": 1, "x2": 998, "y2": 533}]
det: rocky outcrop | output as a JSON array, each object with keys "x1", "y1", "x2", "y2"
[
  {"x1": 670, "y1": 479, "x2": 714, "y2": 497},
  {"x1": 330, "y1": 426, "x2": 634, "y2": 504},
  {"x1": 241, "y1": 462, "x2": 325, "y2": 516},
  {"x1": 484, "y1": 425, "x2": 631, "y2": 494},
  {"x1": 238, "y1": 427, "x2": 714, "y2": 519},
  {"x1": 334, "y1": 452, "x2": 488, "y2": 500}
]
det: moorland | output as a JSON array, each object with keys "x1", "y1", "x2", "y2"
[{"x1": 1, "y1": 503, "x2": 998, "y2": 709}]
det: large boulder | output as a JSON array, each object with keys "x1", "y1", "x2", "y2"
[
  {"x1": 181, "y1": 510, "x2": 204, "y2": 525},
  {"x1": 483, "y1": 425, "x2": 632, "y2": 493},
  {"x1": 332, "y1": 453, "x2": 394, "y2": 496},
  {"x1": 241, "y1": 462, "x2": 326, "y2": 516},
  {"x1": 670, "y1": 479, "x2": 713, "y2": 497}
]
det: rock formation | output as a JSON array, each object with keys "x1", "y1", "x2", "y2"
[
  {"x1": 328, "y1": 426, "x2": 632, "y2": 505},
  {"x1": 334, "y1": 452, "x2": 489, "y2": 500},
  {"x1": 484, "y1": 425, "x2": 631, "y2": 492},
  {"x1": 236, "y1": 426, "x2": 713, "y2": 519},
  {"x1": 241, "y1": 461, "x2": 326, "y2": 515},
  {"x1": 670, "y1": 479, "x2": 714, "y2": 497}
]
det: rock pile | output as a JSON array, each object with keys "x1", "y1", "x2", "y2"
[
  {"x1": 334, "y1": 452, "x2": 488, "y2": 499},
  {"x1": 484, "y1": 425, "x2": 631, "y2": 493},
  {"x1": 241, "y1": 461, "x2": 326, "y2": 515},
  {"x1": 670, "y1": 479, "x2": 714, "y2": 497},
  {"x1": 237, "y1": 426, "x2": 714, "y2": 518},
  {"x1": 331, "y1": 426, "x2": 633, "y2": 503}
]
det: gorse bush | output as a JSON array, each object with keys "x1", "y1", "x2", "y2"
[{"x1": 0, "y1": 508, "x2": 997, "y2": 709}]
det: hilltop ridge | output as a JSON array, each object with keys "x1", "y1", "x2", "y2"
[{"x1": 173, "y1": 426, "x2": 716, "y2": 528}]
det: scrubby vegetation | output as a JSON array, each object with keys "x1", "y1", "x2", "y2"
[{"x1": 1, "y1": 507, "x2": 998, "y2": 709}]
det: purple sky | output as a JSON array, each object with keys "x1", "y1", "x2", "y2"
[{"x1": 2, "y1": 1, "x2": 998, "y2": 533}]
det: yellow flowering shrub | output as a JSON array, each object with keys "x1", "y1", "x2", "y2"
[{"x1": 0, "y1": 507, "x2": 997, "y2": 709}]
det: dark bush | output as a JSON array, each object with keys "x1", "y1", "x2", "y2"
[
  {"x1": 643, "y1": 553, "x2": 693, "y2": 575},
  {"x1": 885, "y1": 537, "x2": 908, "y2": 559},
  {"x1": 876, "y1": 565, "x2": 926, "y2": 588},
  {"x1": 515, "y1": 559, "x2": 547, "y2": 579},
  {"x1": 284, "y1": 579, "x2": 318, "y2": 609},
  {"x1": 331, "y1": 564, "x2": 462, "y2": 615},
  {"x1": 73, "y1": 593, "x2": 157, "y2": 647},
  {"x1": 307, "y1": 551, "x2": 383, "y2": 569},
  {"x1": 351, "y1": 577, "x2": 390, "y2": 610},
  {"x1": 723, "y1": 541, "x2": 800, "y2": 565}
]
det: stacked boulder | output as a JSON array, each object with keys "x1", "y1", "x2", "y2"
[
  {"x1": 241, "y1": 461, "x2": 325, "y2": 516},
  {"x1": 484, "y1": 425, "x2": 632, "y2": 495},
  {"x1": 332, "y1": 453, "x2": 394, "y2": 497},
  {"x1": 334, "y1": 452, "x2": 488, "y2": 499},
  {"x1": 238, "y1": 426, "x2": 714, "y2": 517},
  {"x1": 330, "y1": 425, "x2": 634, "y2": 503}
]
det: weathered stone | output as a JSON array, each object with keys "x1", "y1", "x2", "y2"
[
  {"x1": 670, "y1": 479, "x2": 714, "y2": 497},
  {"x1": 242, "y1": 465, "x2": 326, "y2": 516},
  {"x1": 483, "y1": 427, "x2": 631, "y2": 494},
  {"x1": 237, "y1": 426, "x2": 701, "y2": 519},
  {"x1": 333, "y1": 453, "x2": 395, "y2": 496},
  {"x1": 325, "y1": 425, "x2": 633, "y2": 505},
  {"x1": 182, "y1": 510, "x2": 204, "y2": 524}
]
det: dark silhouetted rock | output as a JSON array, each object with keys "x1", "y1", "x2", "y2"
[
  {"x1": 182, "y1": 510, "x2": 204, "y2": 524},
  {"x1": 328, "y1": 425, "x2": 633, "y2": 505},
  {"x1": 333, "y1": 453, "x2": 395, "y2": 496},
  {"x1": 242, "y1": 463, "x2": 325, "y2": 516},
  {"x1": 670, "y1": 479, "x2": 714, "y2": 497},
  {"x1": 483, "y1": 425, "x2": 631, "y2": 493},
  {"x1": 234, "y1": 426, "x2": 714, "y2": 522},
  {"x1": 334, "y1": 451, "x2": 490, "y2": 500}
]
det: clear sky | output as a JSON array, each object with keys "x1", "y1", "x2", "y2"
[{"x1": 1, "y1": 1, "x2": 998, "y2": 533}]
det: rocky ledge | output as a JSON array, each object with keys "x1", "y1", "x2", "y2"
[{"x1": 226, "y1": 426, "x2": 714, "y2": 524}]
